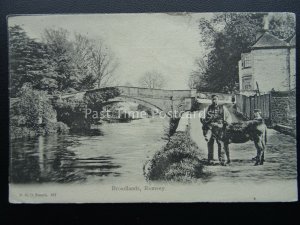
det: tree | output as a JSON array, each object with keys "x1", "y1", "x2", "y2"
[
  {"x1": 89, "y1": 40, "x2": 119, "y2": 88},
  {"x1": 9, "y1": 25, "x2": 50, "y2": 97},
  {"x1": 188, "y1": 58, "x2": 208, "y2": 89},
  {"x1": 71, "y1": 34, "x2": 98, "y2": 90},
  {"x1": 138, "y1": 71, "x2": 166, "y2": 89},
  {"x1": 9, "y1": 25, "x2": 119, "y2": 98},
  {"x1": 194, "y1": 13, "x2": 295, "y2": 93},
  {"x1": 42, "y1": 28, "x2": 78, "y2": 93}
]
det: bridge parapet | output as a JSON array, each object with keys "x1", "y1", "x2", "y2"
[{"x1": 116, "y1": 86, "x2": 195, "y2": 100}]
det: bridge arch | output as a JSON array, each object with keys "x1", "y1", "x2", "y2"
[{"x1": 105, "y1": 95, "x2": 166, "y2": 114}]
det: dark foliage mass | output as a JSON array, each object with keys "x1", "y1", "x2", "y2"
[{"x1": 10, "y1": 84, "x2": 69, "y2": 139}]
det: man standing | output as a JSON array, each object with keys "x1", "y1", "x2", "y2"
[{"x1": 204, "y1": 95, "x2": 232, "y2": 164}]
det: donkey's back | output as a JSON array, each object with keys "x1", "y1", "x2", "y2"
[{"x1": 226, "y1": 120, "x2": 266, "y2": 143}]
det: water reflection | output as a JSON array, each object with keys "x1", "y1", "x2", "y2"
[
  {"x1": 10, "y1": 134, "x2": 124, "y2": 183},
  {"x1": 10, "y1": 118, "x2": 166, "y2": 184}
]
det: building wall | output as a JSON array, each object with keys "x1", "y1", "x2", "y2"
[
  {"x1": 252, "y1": 48, "x2": 290, "y2": 92},
  {"x1": 239, "y1": 55, "x2": 255, "y2": 94},
  {"x1": 290, "y1": 47, "x2": 296, "y2": 90},
  {"x1": 238, "y1": 60, "x2": 243, "y2": 91}
]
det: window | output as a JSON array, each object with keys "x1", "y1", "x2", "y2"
[
  {"x1": 242, "y1": 75, "x2": 253, "y2": 90},
  {"x1": 242, "y1": 54, "x2": 252, "y2": 68}
]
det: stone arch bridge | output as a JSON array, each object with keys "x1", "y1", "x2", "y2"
[{"x1": 60, "y1": 86, "x2": 198, "y2": 115}]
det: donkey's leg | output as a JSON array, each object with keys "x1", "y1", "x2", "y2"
[
  {"x1": 261, "y1": 131, "x2": 266, "y2": 162},
  {"x1": 254, "y1": 138, "x2": 264, "y2": 166},
  {"x1": 261, "y1": 151, "x2": 265, "y2": 164},
  {"x1": 224, "y1": 142, "x2": 230, "y2": 164},
  {"x1": 217, "y1": 140, "x2": 225, "y2": 166},
  {"x1": 260, "y1": 139, "x2": 265, "y2": 165},
  {"x1": 207, "y1": 137, "x2": 215, "y2": 162}
]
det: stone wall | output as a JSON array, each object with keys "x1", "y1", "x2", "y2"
[
  {"x1": 270, "y1": 96, "x2": 289, "y2": 125},
  {"x1": 270, "y1": 92, "x2": 296, "y2": 128}
]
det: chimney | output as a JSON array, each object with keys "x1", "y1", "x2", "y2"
[
  {"x1": 263, "y1": 13, "x2": 269, "y2": 31},
  {"x1": 256, "y1": 13, "x2": 269, "y2": 41}
]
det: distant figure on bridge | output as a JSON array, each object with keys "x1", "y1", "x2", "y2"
[{"x1": 203, "y1": 94, "x2": 232, "y2": 164}]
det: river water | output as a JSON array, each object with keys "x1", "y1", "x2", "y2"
[{"x1": 10, "y1": 117, "x2": 168, "y2": 184}]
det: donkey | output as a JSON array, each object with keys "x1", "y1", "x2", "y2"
[{"x1": 200, "y1": 119, "x2": 267, "y2": 166}]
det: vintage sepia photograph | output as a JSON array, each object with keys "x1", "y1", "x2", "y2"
[{"x1": 8, "y1": 12, "x2": 297, "y2": 203}]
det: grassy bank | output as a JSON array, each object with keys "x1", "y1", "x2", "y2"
[{"x1": 143, "y1": 128, "x2": 205, "y2": 182}]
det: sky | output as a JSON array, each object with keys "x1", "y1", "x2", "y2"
[{"x1": 8, "y1": 13, "x2": 212, "y2": 89}]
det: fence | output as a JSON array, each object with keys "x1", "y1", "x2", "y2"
[
  {"x1": 236, "y1": 93, "x2": 271, "y2": 121},
  {"x1": 236, "y1": 91, "x2": 296, "y2": 128}
]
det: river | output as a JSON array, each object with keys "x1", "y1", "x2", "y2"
[{"x1": 10, "y1": 117, "x2": 168, "y2": 184}]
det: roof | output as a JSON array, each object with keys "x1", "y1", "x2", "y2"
[
  {"x1": 289, "y1": 35, "x2": 296, "y2": 47},
  {"x1": 252, "y1": 32, "x2": 289, "y2": 49}
]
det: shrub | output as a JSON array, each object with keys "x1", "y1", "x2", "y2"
[
  {"x1": 56, "y1": 121, "x2": 70, "y2": 134},
  {"x1": 53, "y1": 98, "x2": 89, "y2": 131},
  {"x1": 11, "y1": 83, "x2": 57, "y2": 128},
  {"x1": 144, "y1": 131, "x2": 205, "y2": 182},
  {"x1": 10, "y1": 84, "x2": 70, "y2": 139}
]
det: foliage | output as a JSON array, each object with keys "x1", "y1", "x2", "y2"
[
  {"x1": 53, "y1": 98, "x2": 88, "y2": 131},
  {"x1": 138, "y1": 70, "x2": 166, "y2": 89},
  {"x1": 137, "y1": 104, "x2": 153, "y2": 116},
  {"x1": 10, "y1": 84, "x2": 69, "y2": 139},
  {"x1": 84, "y1": 87, "x2": 120, "y2": 109},
  {"x1": 53, "y1": 87, "x2": 120, "y2": 131},
  {"x1": 192, "y1": 13, "x2": 296, "y2": 93},
  {"x1": 10, "y1": 84, "x2": 56, "y2": 127},
  {"x1": 42, "y1": 28, "x2": 78, "y2": 92},
  {"x1": 9, "y1": 25, "x2": 50, "y2": 97},
  {"x1": 9, "y1": 26, "x2": 119, "y2": 97},
  {"x1": 144, "y1": 131, "x2": 205, "y2": 182}
]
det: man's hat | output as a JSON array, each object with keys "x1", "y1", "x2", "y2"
[{"x1": 211, "y1": 94, "x2": 218, "y2": 98}]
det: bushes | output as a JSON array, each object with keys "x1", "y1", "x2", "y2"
[
  {"x1": 10, "y1": 126, "x2": 37, "y2": 139},
  {"x1": 10, "y1": 84, "x2": 69, "y2": 139},
  {"x1": 53, "y1": 98, "x2": 90, "y2": 132},
  {"x1": 144, "y1": 131, "x2": 205, "y2": 182},
  {"x1": 56, "y1": 122, "x2": 70, "y2": 134}
]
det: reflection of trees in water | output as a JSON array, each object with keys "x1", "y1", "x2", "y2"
[
  {"x1": 50, "y1": 136, "x2": 86, "y2": 183},
  {"x1": 10, "y1": 135, "x2": 82, "y2": 183},
  {"x1": 10, "y1": 134, "x2": 122, "y2": 184},
  {"x1": 10, "y1": 141, "x2": 41, "y2": 183}
]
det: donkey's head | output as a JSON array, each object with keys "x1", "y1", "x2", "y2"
[{"x1": 200, "y1": 118, "x2": 213, "y2": 142}]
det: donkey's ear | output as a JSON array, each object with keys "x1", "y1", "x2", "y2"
[{"x1": 200, "y1": 118, "x2": 204, "y2": 124}]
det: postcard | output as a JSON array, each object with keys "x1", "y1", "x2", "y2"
[{"x1": 9, "y1": 12, "x2": 297, "y2": 203}]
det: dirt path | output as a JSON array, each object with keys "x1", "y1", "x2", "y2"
[{"x1": 187, "y1": 103, "x2": 297, "y2": 184}]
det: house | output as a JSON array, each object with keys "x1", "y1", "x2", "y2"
[{"x1": 238, "y1": 31, "x2": 296, "y2": 95}]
